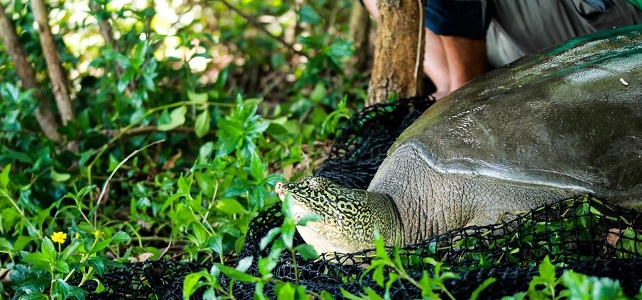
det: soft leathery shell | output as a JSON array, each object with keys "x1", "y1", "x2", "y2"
[{"x1": 392, "y1": 25, "x2": 642, "y2": 196}]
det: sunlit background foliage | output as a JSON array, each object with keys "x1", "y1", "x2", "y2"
[{"x1": 0, "y1": 0, "x2": 366, "y2": 297}]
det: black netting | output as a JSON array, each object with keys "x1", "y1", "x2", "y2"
[
  {"x1": 80, "y1": 260, "x2": 207, "y2": 300},
  {"x1": 76, "y1": 98, "x2": 642, "y2": 299},
  {"x1": 315, "y1": 96, "x2": 433, "y2": 189},
  {"x1": 231, "y1": 196, "x2": 642, "y2": 299}
]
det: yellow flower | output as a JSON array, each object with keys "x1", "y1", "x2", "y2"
[
  {"x1": 51, "y1": 232, "x2": 67, "y2": 244},
  {"x1": 93, "y1": 230, "x2": 100, "y2": 238}
]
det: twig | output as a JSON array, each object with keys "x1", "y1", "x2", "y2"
[
  {"x1": 94, "y1": 139, "x2": 166, "y2": 221},
  {"x1": 100, "y1": 125, "x2": 217, "y2": 137},
  {"x1": 211, "y1": 0, "x2": 307, "y2": 57},
  {"x1": 414, "y1": 0, "x2": 423, "y2": 88},
  {"x1": 159, "y1": 235, "x2": 172, "y2": 259}
]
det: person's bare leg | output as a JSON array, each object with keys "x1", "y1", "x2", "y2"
[
  {"x1": 362, "y1": 0, "x2": 380, "y2": 20},
  {"x1": 441, "y1": 36, "x2": 487, "y2": 92},
  {"x1": 423, "y1": 28, "x2": 451, "y2": 99}
]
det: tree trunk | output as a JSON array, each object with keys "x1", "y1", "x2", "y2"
[
  {"x1": 31, "y1": 0, "x2": 76, "y2": 125},
  {"x1": 0, "y1": 4, "x2": 62, "y2": 142},
  {"x1": 367, "y1": 0, "x2": 423, "y2": 105},
  {"x1": 347, "y1": 1, "x2": 371, "y2": 76}
]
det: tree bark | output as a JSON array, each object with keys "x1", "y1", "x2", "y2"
[
  {"x1": 0, "y1": 4, "x2": 62, "y2": 142},
  {"x1": 367, "y1": 0, "x2": 423, "y2": 105},
  {"x1": 31, "y1": 0, "x2": 75, "y2": 125},
  {"x1": 347, "y1": 1, "x2": 371, "y2": 76}
]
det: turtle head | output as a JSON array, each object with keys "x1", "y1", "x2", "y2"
[{"x1": 275, "y1": 176, "x2": 403, "y2": 253}]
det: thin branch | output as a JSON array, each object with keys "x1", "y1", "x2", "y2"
[
  {"x1": 31, "y1": 0, "x2": 76, "y2": 126},
  {"x1": 100, "y1": 125, "x2": 217, "y2": 137},
  {"x1": 94, "y1": 139, "x2": 166, "y2": 225},
  {"x1": 0, "y1": 3, "x2": 62, "y2": 142},
  {"x1": 212, "y1": 0, "x2": 307, "y2": 57}
]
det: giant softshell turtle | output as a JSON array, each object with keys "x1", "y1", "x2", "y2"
[{"x1": 275, "y1": 25, "x2": 642, "y2": 254}]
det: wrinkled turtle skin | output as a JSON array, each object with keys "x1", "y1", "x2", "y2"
[{"x1": 276, "y1": 25, "x2": 642, "y2": 253}]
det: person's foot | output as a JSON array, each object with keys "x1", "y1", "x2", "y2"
[{"x1": 432, "y1": 89, "x2": 450, "y2": 100}]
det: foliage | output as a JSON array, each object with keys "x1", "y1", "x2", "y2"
[
  {"x1": 182, "y1": 193, "x2": 324, "y2": 299},
  {"x1": 1, "y1": 0, "x2": 360, "y2": 297},
  {"x1": 505, "y1": 256, "x2": 636, "y2": 300},
  {"x1": 1, "y1": 0, "x2": 641, "y2": 299}
]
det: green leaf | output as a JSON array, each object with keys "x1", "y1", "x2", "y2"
[
  {"x1": 54, "y1": 259, "x2": 70, "y2": 273},
  {"x1": 538, "y1": 256, "x2": 556, "y2": 285},
  {"x1": 60, "y1": 241, "x2": 80, "y2": 260},
  {"x1": 198, "y1": 142, "x2": 215, "y2": 161},
  {"x1": 195, "y1": 110, "x2": 210, "y2": 138},
  {"x1": 188, "y1": 91, "x2": 208, "y2": 103},
  {"x1": 208, "y1": 233, "x2": 224, "y2": 255},
  {"x1": 41, "y1": 237, "x2": 57, "y2": 260},
  {"x1": 192, "y1": 224, "x2": 208, "y2": 246},
  {"x1": 132, "y1": 41, "x2": 148, "y2": 69},
  {"x1": 22, "y1": 252, "x2": 52, "y2": 270},
  {"x1": 117, "y1": 69, "x2": 135, "y2": 93},
  {"x1": 246, "y1": 119, "x2": 270, "y2": 136},
  {"x1": 310, "y1": 82, "x2": 326, "y2": 103},
  {"x1": 276, "y1": 282, "x2": 295, "y2": 299},
  {"x1": 259, "y1": 228, "x2": 281, "y2": 250},
  {"x1": 158, "y1": 106, "x2": 187, "y2": 131},
  {"x1": 528, "y1": 256, "x2": 557, "y2": 298},
  {"x1": 9, "y1": 265, "x2": 50, "y2": 295},
  {"x1": 364, "y1": 287, "x2": 385, "y2": 300},
  {"x1": 93, "y1": 279, "x2": 106, "y2": 293},
  {"x1": 53, "y1": 278, "x2": 87, "y2": 299},
  {"x1": 297, "y1": 213, "x2": 322, "y2": 226},
  {"x1": 194, "y1": 172, "x2": 215, "y2": 199},
  {"x1": 372, "y1": 265, "x2": 385, "y2": 286},
  {"x1": 215, "y1": 136, "x2": 240, "y2": 157},
  {"x1": 280, "y1": 221, "x2": 296, "y2": 249},
  {"x1": 217, "y1": 118, "x2": 243, "y2": 137},
  {"x1": 183, "y1": 270, "x2": 208, "y2": 299},
  {"x1": 76, "y1": 185, "x2": 97, "y2": 199},
  {"x1": 298, "y1": 5, "x2": 321, "y2": 25},
  {"x1": 470, "y1": 277, "x2": 496, "y2": 300},
  {"x1": 327, "y1": 38, "x2": 354, "y2": 59},
  {"x1": 0, "y1": 164, "x2": 10, "y2": 188},
  {"x1": 0, "y1": 144, "x2": 32, "y2": 163},
  {"x1": 341, "y1": 287, "x2": 368, "y2": 300},
  {"x1": 249, "y1": 154, "x2": 265, "y2": 180},
  {"x1": 216, "y1": 263, "x2": 261, "y2": 283},
  {"x1": 236, "y1": 256, "x2": 253, "y2": 273},
  {"x1": 111, "y1": 231, "x2": 131, "y2": 244},
  {"x1": 88, "y1": 256, "x2": 107, "y2": 276},
  {"x1": 319, "y1": 291, "x2": 335, "y2": 300},
  {"x1": 91, "y1": 239, "x2": 112, "y2": 253},
  {"x1": 295, "y1": 244, "x2": 318, "y2": 259},
  {"x1": 50, "y1": 169, "x2": 71, "y2": 182},
  {"x1": 216, "y1": 199, "x2": 248, "y2": 215}
]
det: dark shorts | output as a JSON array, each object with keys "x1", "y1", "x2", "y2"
[{"x1": 425, "y1": 0, "x2": 642, "y2": 66}]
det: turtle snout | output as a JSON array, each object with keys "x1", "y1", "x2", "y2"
[{"x1": 275, "y1": 182, "x2": 286, "y2": 200}]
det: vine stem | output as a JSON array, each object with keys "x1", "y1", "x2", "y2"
[
  {"x1": 93, "y1": 139, "x2": 165, "y2": 226},
  {"x1": 0, "y1": 189, "x2": 42, "y2": 239},
  {"x1": 86, "y1": 100, "x2": 233, "y2": 188}
]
